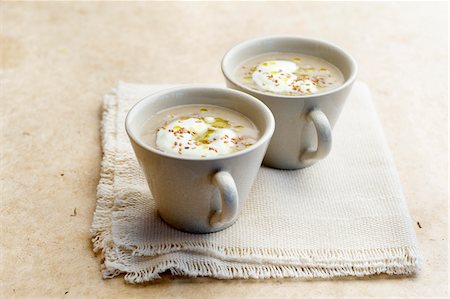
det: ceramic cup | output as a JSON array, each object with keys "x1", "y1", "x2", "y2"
[
  {"x1": 222, "y1": 36, "x2": 357, "y2": 169},
  {"x1": 125, "y1": 86, "x2": 275, "y2": 233}
]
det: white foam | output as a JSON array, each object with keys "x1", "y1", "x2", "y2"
[
  {"x1": 156, "y1": 117, "x2": 251, "y2": 158},
  {"x1": 251, "y1": 60, "x2": 318, "y2": 94}
]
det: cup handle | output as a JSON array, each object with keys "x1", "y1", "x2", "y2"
[
  {"x1": 300, "y1": 108, "x2": 332, "y2": 163},
  {"x1": 209, "y1": 171, "x2": 239, "y2": 229}
]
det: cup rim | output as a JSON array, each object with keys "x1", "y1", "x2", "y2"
[
  {"x1": 221, "y1": 35, "x2": 358, "y2": 100},
  {"x1": 125, "y1": 85, "x2": 275, "y2": 161}
]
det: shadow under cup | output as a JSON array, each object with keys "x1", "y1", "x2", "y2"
[
  {"x1": 125, "y1": 87, "x2": 275, "y2": 233},
  {"x1": 222, "y1": 36, "x2": 358, "y2": 169}
]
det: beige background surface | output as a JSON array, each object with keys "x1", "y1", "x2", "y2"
[{"x1": 0, "y1": 1, "x2": 448, "y2": 298}]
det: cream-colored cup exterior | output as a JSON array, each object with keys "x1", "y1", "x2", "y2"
[
  {"x1": 125, "y1": 87, "x2": 275, "y2": 233},
  {"x1": 222, "y1": 36, "x2": 357, "y2": 169}
]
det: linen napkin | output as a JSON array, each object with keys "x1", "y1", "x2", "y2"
[{"x1": 91, "y1": 81, "x2": 421, "y2": 283}]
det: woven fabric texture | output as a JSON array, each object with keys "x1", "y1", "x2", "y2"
[{"x1": 91, "y1": 81, "x2": 420, "y2": 283}]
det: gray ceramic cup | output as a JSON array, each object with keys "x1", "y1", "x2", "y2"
[
  {"x1": 125, "y1": 86, "x2": 275, "y2": 233},
  {"x1": 222, "y1": 36, "x2": 357, "y2": 169}
]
